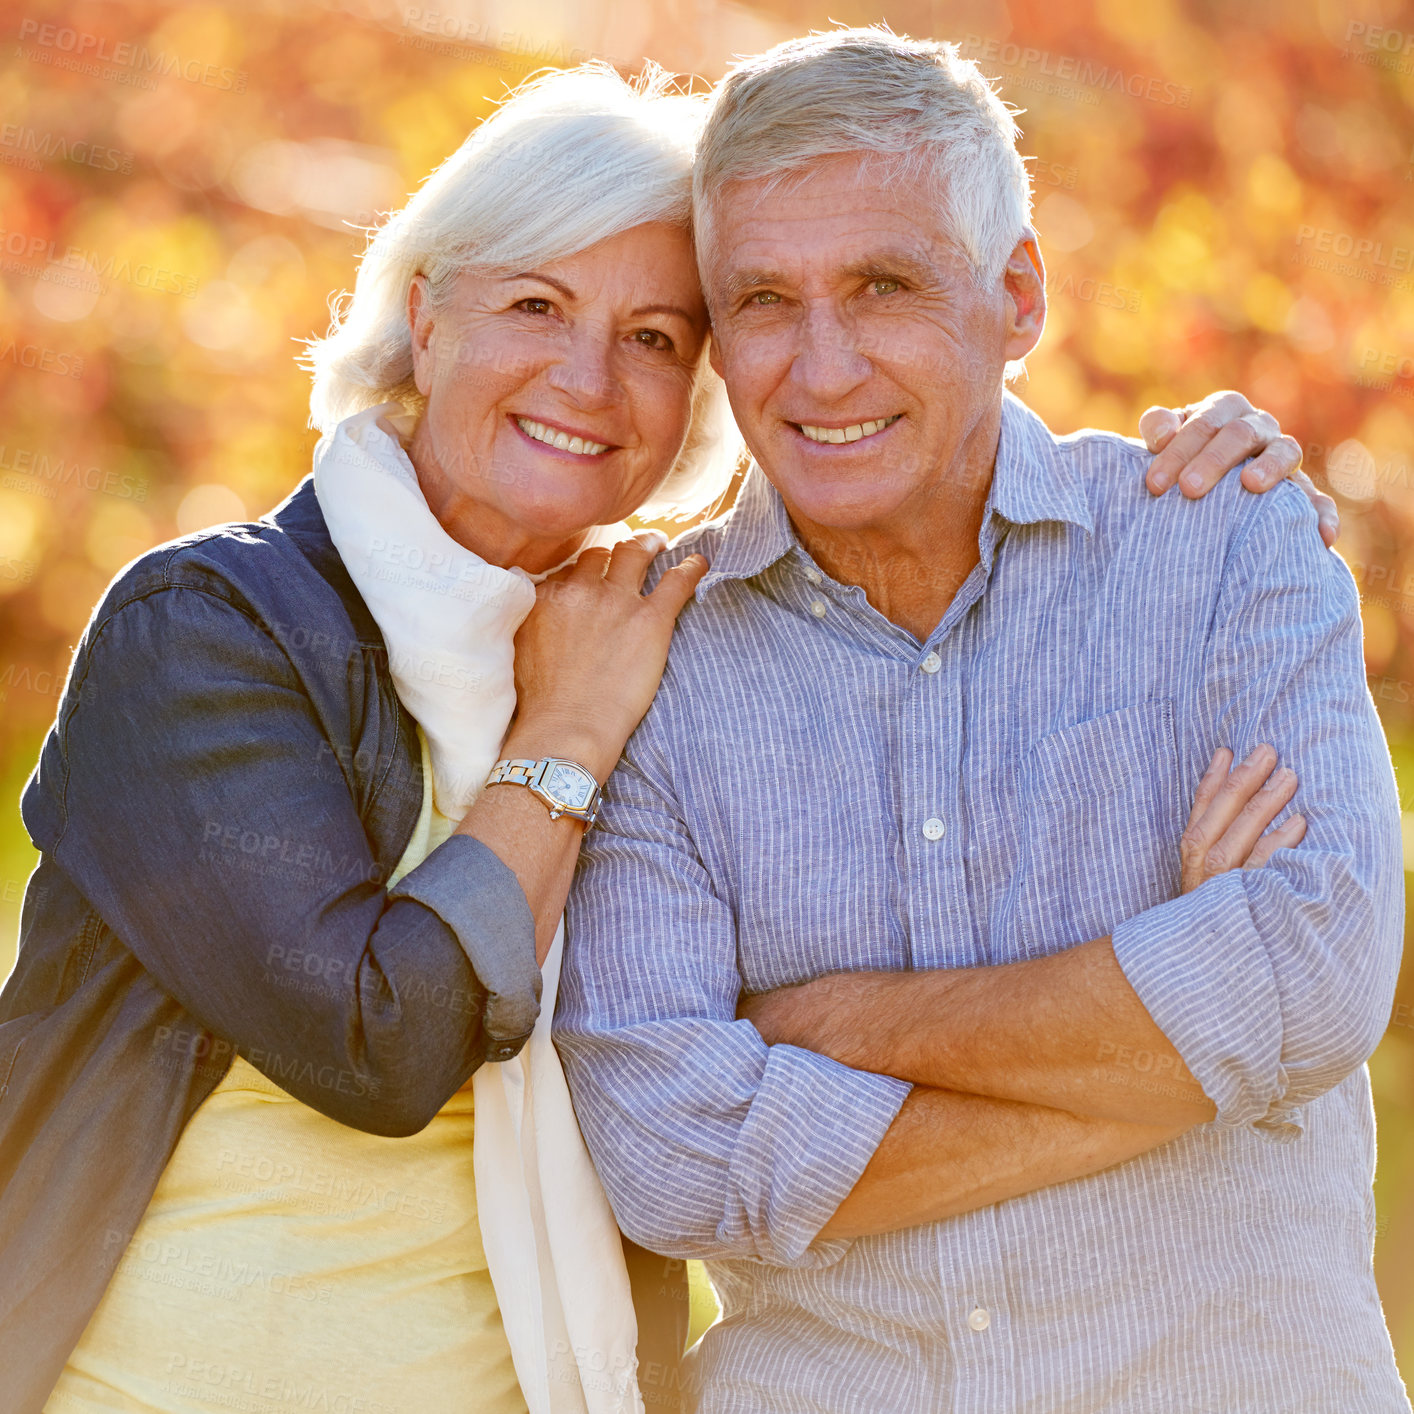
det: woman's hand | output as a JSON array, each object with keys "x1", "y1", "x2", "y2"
[
  {"x1": 1139, "y1": 391, "x2": 1339, "y2": 549},
  {"x1": 507, "y1": 532, "x2": 708, "y2": 780},
  {"x1": 1179, "y1": 743, "x2": 1307, "y2": 894}
]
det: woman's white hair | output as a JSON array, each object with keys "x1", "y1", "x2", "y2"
[
  {"x1": 303, "y1": 63, "x2": 740, "y2": 520},
  {"x1": 695, "y1": 27, "x2": 1033, "y2": 288}
]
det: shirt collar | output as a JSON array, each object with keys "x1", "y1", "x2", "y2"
[
  {"x1": 988, "y1": 391, "x2": 1095, "y2": 535},
  {"x1": 694, "y1": 458, "x2": 799, "y2": 597},
  {"x1": 697, "y1": 392, "x2": 1093, "y2": 598}
]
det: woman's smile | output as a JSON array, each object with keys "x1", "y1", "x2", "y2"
[{"x1": 511, "y1": 414, "x2": 616, "y2": 458}]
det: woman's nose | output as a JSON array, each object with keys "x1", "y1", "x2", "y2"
[{"x1": 544, "y1": 329, "x2": 623, "y2": 410}]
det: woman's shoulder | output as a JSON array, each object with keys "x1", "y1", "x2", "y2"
[{"x1": 87, "y1": 476, "x2": 381, "y2": 660}]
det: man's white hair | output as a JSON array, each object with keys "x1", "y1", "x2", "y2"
[
  {"x1": 694, "y1": 27, "x2": 1033, "y2": 287},
  {"x1": 304, "y1": 63, "x2": 739, "y2": 519}
]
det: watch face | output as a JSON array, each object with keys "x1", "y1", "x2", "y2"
[{"x1": 545, "y1": 762, "x2": 594, "y2": 810}]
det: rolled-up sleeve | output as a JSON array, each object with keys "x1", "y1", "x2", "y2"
[
  {"x1": 389, "y1": 833, "x2": 541, "y2": 1055},
  {"x1": 50, "y1": 585, "x2": 538, "y2": 1133},
  {"x1": 555, "y1": 740, "x2": 910, "y2": 1268},
  {"x1": 1111, "y1": 487, "x2": 1404, "y2": 1135}
]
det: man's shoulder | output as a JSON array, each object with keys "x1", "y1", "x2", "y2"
[
  {"x1": 647, "y1": 514, "x2": 734, "y2": 581},
  {"x1": 1050, "y1": 421, "x2": 1319, "y2": 552}
]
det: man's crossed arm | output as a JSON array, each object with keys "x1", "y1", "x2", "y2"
[
  {"x1": 739, "y1": 744, "x2": 1306, "y2": 1132},
  {"x1": 557, "y1": 493, "x2": 1400, "y2": 1260}
]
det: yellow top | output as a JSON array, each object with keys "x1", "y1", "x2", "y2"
[{"x1": 47, "y1": 727, "x2": 526, "y2": 1414}]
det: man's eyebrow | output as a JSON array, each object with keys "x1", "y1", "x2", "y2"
[
  {"x1": 841, "y1": 251, "x2": 941, "y2": 285},
  {"x1": 720, "y1": 252, "x2": 943, "y2": 304},
  {"x1": 720, "y1": 269, "x2": 789, "y2": 303}
]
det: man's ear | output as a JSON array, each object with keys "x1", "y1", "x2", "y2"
[
  {"x1": 1002, "y1": 233, "x2": 1046, "y2": 363},
  {"x1": 408, "y1": 274, "x2": 437, "y2": 397},
  {"x1": 708, "y1": 329, "x2": 725, "y2": 379}
]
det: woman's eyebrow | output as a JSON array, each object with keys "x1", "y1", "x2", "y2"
[
  {"x1": 506, "y1": 271, "x2": 576, "y2": 299},
  {"x1": 630, "y1": 302, "x2": 705, "y2": 325}
]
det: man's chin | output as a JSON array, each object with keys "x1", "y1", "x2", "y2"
[{"x1": 768, "y1": 471, "x2": 915, "y2": 536}]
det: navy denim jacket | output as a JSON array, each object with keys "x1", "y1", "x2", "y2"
[{"x1": 0, "y1": 476, "x2": 686, "y2": 1411}]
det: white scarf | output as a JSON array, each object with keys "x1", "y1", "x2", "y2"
[{"x1": 313, "y1": 403, "x2": 643, "y2": 1414}]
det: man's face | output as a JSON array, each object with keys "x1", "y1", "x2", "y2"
[{"x1": 702, "y1": 150, "x2": 1044, "y2": 534}]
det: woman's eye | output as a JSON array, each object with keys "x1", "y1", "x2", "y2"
[
  {"x1": 870, "y1": 278, "x2": 901, "y2": 296},
  {"x1": 516, "y1": 298, "x2": 552, "y2": 315},
  {"x1": 633, "y1": 328, "x2": 674, "y2": 352}
]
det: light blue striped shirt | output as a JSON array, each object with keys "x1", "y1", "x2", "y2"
[{"x1": 556, "y1": 393, "x2": 1409, "y2": 1413}]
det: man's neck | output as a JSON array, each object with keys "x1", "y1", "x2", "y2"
[{"x1": 789, "y1": 417, "x2": 1000, "y2": 643}]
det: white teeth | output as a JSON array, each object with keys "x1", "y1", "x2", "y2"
[
  {"x1": 798, "y1": 415, "x2": 901, "y2": 444},
  {"x1": 516, "y1": 418, "x2": 608, "y2": 456}
]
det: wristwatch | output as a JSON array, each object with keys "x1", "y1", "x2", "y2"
[{"x1": 484, "y1": 756, "x2": 603, "y2": 827}]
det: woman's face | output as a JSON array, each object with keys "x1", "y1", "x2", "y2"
[{"x1": 407, "y1": 220, "x2": 709, "y2": 572}]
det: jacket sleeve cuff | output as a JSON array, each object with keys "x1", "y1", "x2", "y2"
[
  {"x1": 388, "y1": 832, "x2": 541, "y2": 1059},
  {"x1": 1110, "y1": 871, "x2": 1299, "y2": 1136}
]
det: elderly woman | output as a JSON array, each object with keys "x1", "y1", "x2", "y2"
[{"x1": 0, "y1": 60, "x2": 1323, "y2": 1414}]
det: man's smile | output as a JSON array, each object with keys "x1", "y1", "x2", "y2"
[{"x1": 790, "y1": 414, "x2": 903, "y2": 445}]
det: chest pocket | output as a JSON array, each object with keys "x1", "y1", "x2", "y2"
[{"x1": 1015, "y1": 699, "x2": 1182, "y2": 955}]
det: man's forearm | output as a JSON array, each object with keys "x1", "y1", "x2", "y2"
[
  {"x1": 742, "y1": 937, "x2": 1216, "y2": 1126},
  {"x1": 819, "y1": 1084, "x2": 1191, "y2": 1238}
]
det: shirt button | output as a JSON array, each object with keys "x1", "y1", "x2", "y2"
[
  {"x1": 922, "y1": 817, "x2": 945, "y2": 840},
  {"x1": 920, "y1": 651, "x2": 942, "y2": 674},
  {"x1": 967, "y1": 1307, "x2": 991, "y2": 1332},
  {"x1": 804, "y1": 566, "x2": 823, "y2": 585},
  {"x1": 809, "y1": 600, "x2": 827, "y2": 618}
]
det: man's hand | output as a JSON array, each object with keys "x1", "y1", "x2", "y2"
[{"x1": 1139, "y1": 390, "x2": 1338, "y2": 548}]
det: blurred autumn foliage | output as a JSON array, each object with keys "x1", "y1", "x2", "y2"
[{"x1": 1, "y1": 0, "x2": 1412, "y2": 1378}]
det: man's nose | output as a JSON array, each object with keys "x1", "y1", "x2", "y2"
[
  {"x1": 545, "y1": 327, "x2": 623, "y2": 410},
  {"x1": 789, "y1": 303, "x2": 872, "y2": 404}
]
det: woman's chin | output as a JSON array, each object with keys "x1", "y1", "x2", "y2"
[{"x1": 496, "y1": 487, "x2": 622, "y2": 542}]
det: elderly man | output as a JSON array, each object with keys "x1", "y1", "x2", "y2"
[{"x1": 556, "y1": 29, "x2": 1409, "y2": 1413}]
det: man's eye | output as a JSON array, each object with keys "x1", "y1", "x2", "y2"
[
  {"x1": 871, "y1": 279, "x2": 901, "y2": 296},
  {"x1": 749, "y1": 291, "x2": 782, "y2": 306}
]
